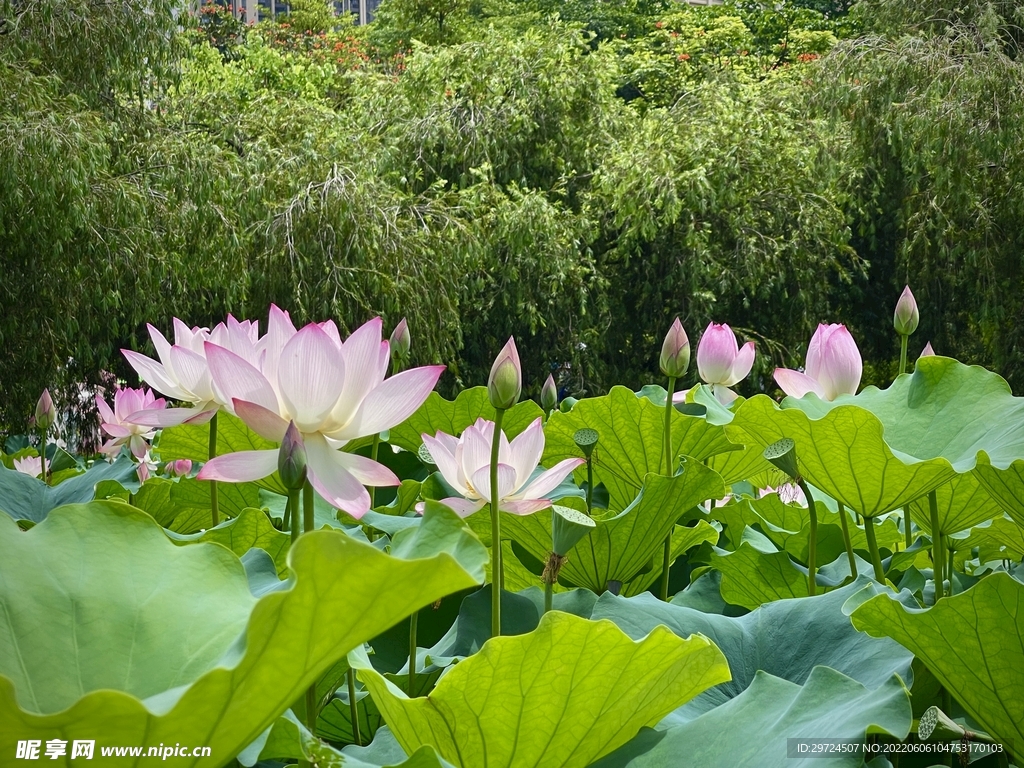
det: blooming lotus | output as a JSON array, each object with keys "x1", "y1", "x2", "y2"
[
  {"x1": 96, "y1": 387, "x2": 167, "y2": 458},
  {"x1": 13, "y1": 456, "x2": 42, "y2": 479},
  {"x1": 420, "y1": 417, "x2": 584, "y2": 518},
  {"x1": 122, "y1": 315, "x2": 260, "y2": 427},
  {"x1": 197, "y1": 312, "x2": 445, "y2": 517},
  {"x1": 774, "y1": 323, "x2": 862, "y2": 401},
  {"x1": 696, "y1": 323, "x2": 755, "y2": 404}
]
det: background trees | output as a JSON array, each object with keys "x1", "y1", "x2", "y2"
[{"x1": 2, "y1": 0, "x2": 1022, "y2": 437}]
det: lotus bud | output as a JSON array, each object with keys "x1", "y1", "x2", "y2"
[
  {"x1": 540, "y1": 374, "x2": 558, "y2": 414},
  {"x1": 919, "y1": 342, "x2": 935, "y2": 358},
  {"x1": 390, "y1": 318, "x2": 411, "y2": 362},
  {"x1": 659, "y1": 318, "x2": 690, "y2": 379},
  {"x1": 488, "y1": 337, "x2": 522, "y2": 410},
  {"x1": 893, "y1": 285, "x2": 919, "y2": 336},
  {"x1": 35, "y1": 389, "x2": 55, "y2": 431},
  {"x1": 169, "y1": 459, "x2": 193, "y2": 477},
  {"x1": 278, "y1": 421, "x2": 308, "y2": 491}
]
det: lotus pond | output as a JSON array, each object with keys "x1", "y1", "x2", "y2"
[{"x1": 1, "y1": 303, "x2": 1022, "y2": 768}]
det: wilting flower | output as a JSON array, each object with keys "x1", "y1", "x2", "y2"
[
  {"x1": 122, "y1": 315, "x2": 260, "y2": 427},
  {"x1": 893, "y1": 286, "x2": 919, "y2": 337},
  {"x1": 774, "y1": 323, "x2": 862, "y2": 401},
  {"x1": 660, "y1": 318, "x2": 691, "y2": 379},
  {"x1": 197, "y1": 313, "x2": 445, "y2": 517},
  {"x1": 696, "y1": 323, "x2": 755, "y2": 404},
  {"x1": 919, "y1": 342, "x2": 935, "y2": 358},
  {"x1": 488, "y1": 337, "x2": 522, "y2": 411},
  {"x1": 166, "y1": 459, "x2": 193, "y2": 478},
  {"x1": 13, "y1": 456, "x2": 42, "y2": 479},
  {"x1": 760, "y1": 483, "x2": 807, "y2": 506},
  {"x1": 35, "y1": 389, "x2": 56, "y2": 431},
  {"x1": 419, "y1": 417, "x2": 584, "y2": 518},
  {"x1": 96, "y1": 387, "x2": 167, "y2": 458}
]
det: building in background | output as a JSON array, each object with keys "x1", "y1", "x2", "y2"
[{"x1": 206, "y1": 0, "x2": 381, "y2": 25}]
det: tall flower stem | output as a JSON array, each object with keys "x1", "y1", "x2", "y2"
[
  {"x1": 899, "y1": 333, "x2": 909, "y2": 376},
  {"x1": 585, "y1": 455, "x2": 594, "y2": 517},
  {"x1": 408, "y1": 610, "x2": 418, "y2": 696},
  {"x1": 348, "y1": 668, "x2": 362, "y2": 746},
  {"x1": 929, "y1": 490, "x2": 943, "y2": 603},
  {"x1": 38, "y1": 430, "x2": 48, "y2": 485},
  {"x1": 863, "y1": 516, "x2": 885, "y2": 583},
  {"x1": 797, "y1": 480, "x2": 818, "y2": 596},
  {"x1": 365, "y1": 434, "x2": 381, "y2": 542},
  {"x1": 659, "y1": 376, "x2": 677, "y2": 601},
  {"x1": 288, "y1": 489, "x2": 300, "y2": 543},
  {"x1": 303, "y1": 481, "x2": 315, "y2": 534},
  {"x1": 489, "y1": 408, "x2": 507, "y2": 638},
  {"x1": 302, "y1": 481, "x2": 318, "y2": 738},
  {"x1": 544, "y1": 574, "x2": 554, "y2": 614},
  {"x1": 947, "y1": 545, "x2": 955, "y2": 596},
  {"x1": 904, "y1": 509, "x2": 913, "y2": 549},
  {"x1": 837, "y1": 502, "x2": 858, "y2": 578},
  {"x1": 208, "y1": 412, "x2": 220, "y2": 527}
]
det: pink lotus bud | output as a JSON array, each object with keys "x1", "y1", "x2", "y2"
[
  {"x1": 278, "y1": 421, "x2": 308, "y2": 491},
  {"x1": 659, "y1": 318, "x2": 691, "y2": 379},
  {"x1": 893, "y1": 285, "x2": 919, "y2": 336},
  {"x1": 390, "y1": 317, "x2": 411, "y2": 361},
  {"x1": 137, "y1": 461, "x2": 150, "y2": 483},
  {"x1": 540, "y1": 374, "x2": 558, "y2": 413},
  {"x1": 806, "y1": 323, "x2": 862, "y2": 399},
  {"x1": 488, "y1": 337, "x2": 522, "y2": 410},
  {"x1": 35, "y1": 389, "x2": 55, "y2": 431},
  {"x1": 919, "y1": 342, "x2": 935, "y2": 358},
  {"x1": 169, "y1": 459, "x2": 193, "y2": 477},
  {"x1": 696, "y1": 323, "x2": 755, "y2": 400}
]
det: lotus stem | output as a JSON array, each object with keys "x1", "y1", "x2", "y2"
[
  {"x1": 209, "y1": 412, "x2": 220, "y2": 527},
  {"x1": 408, "y1": 610, "x2": 418, "y2": 696},
  {"x1": 585, "y1": 455, "x2": 594, "y2": 517},
  {"x1": 929, "y1": 490, "x2": 943, "y2": 602},
  {"x1": 303, "y1": 481, "x2": 314, "y2": 534},
  {"x1": 659, "y1": 376, "x2": 677, "y2": 601},
  {"x1": 288, "y1": 489, "x2": 300, "y2": 544},
  {"x1": 348, "y1": 667, "x2": 361, "y2": 746},
  {"x1": 837, "y1": 502, "x2": 857, "y2": 578},
  {"x1": 947, "y1": 543, "x2": 955, "y2": 597},
  {"x1": 39, "y1": 430, "x2": 48, "y2": 485},
  {"x1": 544, "y1": 575, "x2": 554, "y2": 614},
  {"x1": 899, "y1": 333, "x2": 908, "y2": 377},
  {"x1": 863, "y1": 515, "x2": 885, "y2": 583},
  {"x1": 367, "y1": 433, "x2": 381, "y2": 541},
  {"x1": 797, "y1": 480, "x2": 818, "y2": 596},
  {"x1": 489, "y1": 407, "x2": 507, "y2": 638},
  {"x1": 904, "y1": 509, "x2": 913, "y2": 549}
]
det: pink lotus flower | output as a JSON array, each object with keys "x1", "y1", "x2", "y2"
[
  {"x1": 167, "y1": 459, "x2": 193, "y2": 478},
  {"x1": 96, "y1": 387, "x2": 167, "y2": 458},
  {"x1": 488, "y1": 337, "x2": 522, "y2": 410},
  {"x1": 696, "y1": 323, "x2": 755, "y2": 404},
  {"x1": 122, "y1": 315, "x2": 260, "y2": 427},
  {"x1": 419, "y1": 417, "x2": 584, "y2": 518},
  {"x1": 197, "y1": 311, "x2": 445, "y2": 517},
  {"x1": 759, "y1": 483, "x2": 807, "y2": 506},
  {"x1": 893, "y1": 285, "x2": 919, "y2": 336},
  {"x1": 660, "y1": 318, "x2": 690, "y2": 380},
  {"x1": 13, "y1": 456, "x2": 42, "y2": 479},
  {"x1": 774, "y1": 323, "x2": 862, "y2": 401}
]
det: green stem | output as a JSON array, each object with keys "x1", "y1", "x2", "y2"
[
  {"x1": 929, "y1": 490, "x2": 943, "y2": 603},
  {"x1": 904, "y1": 508, "x2": 913, "y2": 549},
  {"x1": 368, "y1": 433, "x2": 381, "y2": 511},
  {"x1": 348, "y1": 667, "x2": 361, "y2": 746},
  {"x1": 305, "y1": 684, "x2": 317, "y2": 740},
  {"x1": 39, "y1": 431, "x2": 48, "y2": 484},
  {"x1": 489, "y1": 408, "x2": 507, "y2": 638},
  {"x1": 659, "y1": 376, "x2": 677, "y2": 602},
  {"x1": 408, "y1": 610, "x2": 418, "y2": 696},
  {"x1": 837, "y1": 502, "x2": 858, "y2": 578},
  {"x1": 899, "y1": 333, "x2": 908, "y2": 376},
  {"x1": 303, "y1": 481, "x2": 314, "y2": 534},
  {"x1": 947, "y1": 541, "x2": 955, "y2": 597},
  {"x1": 585, "y1": 456, "x2": 594, "y2": 517},
  {"x1": 288, "y1": 490, "x2": 300, "y2": 544},
  {"x1": 797, "y1": 480, "x2": 818, "y2": 596},
  {"x1": 863, "y1": 515, "x2": 885, "y2": 583},
  {"x1": 544, "y1": 575, "x2": 553, "y2": 615},
  {"x1": 209, "y1": 412, "x2": 220, "y2": 527}
]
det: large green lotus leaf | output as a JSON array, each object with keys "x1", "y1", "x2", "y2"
[
  {"x1": 727, "y1": 395, "x2": 955, "y2": 518},
  {"x1": 167, "y1": 506, "x2": 291, "y2": 575},
  {"x1": 0, "y1": 502, "x2": 487, "y2": 767},
  {"x1": 620, "y1": 522, "x2": 721, "y2": 597},
  {"x1": 360, "y1": 611, "x2": 730, "y2": 768},
  {"x1": 501, "y1": 464, "x2": 724, "y2": 593},
  {"x1": 965, "y1": 516, "x2": 1024, "y2": 562},
  {"x1": 591, "y1": 578, "x2": 913, "y2": 718},
  {"x1": 543, "y1": 386, "x2": 738, "y2": 508},
  {"x1": 159, "y1": 412, "x2": 288, "y2": 495},
  {"x1": 851, "y1": 572, "x2": 1024, "y2": 751},
  {"x1": 906, "y1": 471, "x2": 1002, "y2": 536},
  {"x1": 707, "y1": 444, "x2": 774, "y2": 487},
  {"x1": 590, "y1": 667, "x2": 911, "y2": 768},
  {"x1": 388, "y1": 387, "x2": 543, "y2": 453},
  {"x1": 974, "y1": 455, "x2": 1024, "y2": 527},
  {"x1": 0, "y1": 456, "x2": 138, "y2": 523},
  {"x1": 708, "y1": 541, "x2": 811, "y2": 609},
  {"x1": 164, "y1": 477, "x2": 263, "y2": 533}
]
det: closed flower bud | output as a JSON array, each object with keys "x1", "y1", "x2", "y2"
[
  {"x1": 278, "y1": 421, "x2": 308, "y2": 491},
  {"x1": 919, "y1": 341, "x2": 935, "y2": 358},
  {"x1": 540, "y1": 374, "x2": 558, "y2": 414},
  {"x1": 35, "y1": 389, "x2": 55, "y2": 431},
  {"x1": 488, "y1": 337, "x2": 522, "y2": 411},
  {"x1": 390, "y1": 318, "x2": 411, "y2": 362},
  {"x1": 893, "y1": 285, "x2": 919, "y2": 336},
  {"x1": 169, "y1": 459, "x2": 193, "y2": 477},
  {"x1": 659, "y1": 318, "x2": 690, "y2": 379}
]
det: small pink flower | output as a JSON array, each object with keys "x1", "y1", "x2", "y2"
[
  {"x1": 167, "y1": 459, "x2": 193, "y2": 478},
  {"x1": 96, "y1": 387, "x2": 167, "y2": 458},
  {"x1": 696, "y1": 323, "x2": 755, "y2": 404}
]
